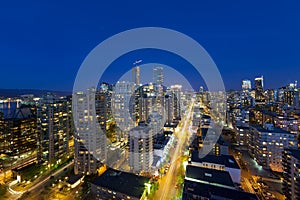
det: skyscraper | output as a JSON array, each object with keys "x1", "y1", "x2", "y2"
[
  {"x1": 148, "y1": 111, "x2": 163, "y2": 135},
  {"x1": 129, "y1": 124, "x2": 153, "y2": 173},
  {"x1": 254, "y1": 76, "x2": 264, "y2": 101},
  {"x1": 73, "y1": 88, "x2": 106, "y2": 175},
  {"x1": 241, "y1": 79, "x2": 252, "y2": 106},
  {"x1": 165, "y1": 92, "x2": 174, "y2": 125},
  {"x1": 242, "y1": 80, "x2": 251, "y2": 91},
  {"x1": 95, "y1": 90, "x2": 107, "y2": 130},
  {"x1": 37, "y1": 94, "x2": 72, "y2": 166},
  {"x1": 138, "y1": 96, "x2": 155, "y2": 122},
  {"x1": 99, "y1": 82, "x2": 114, "y2": 119},
  {"x1": 95, "y1": 89, "x2": 108, "y2": 161},
  {"x1": 112, "y1": 81, "x2": 135, "y2": 132},
  {"x1": 170, "y1": 85, "x2": 182, "y2": 120},
  {"x1": 199, "y1": 86, "x2": 204, "y2": 93},
  {"x1": 283, "y1": 82, "x2": 299, "y2": 107},
  {"x1": 153, "y1": 66, "x2": 164, "y2": 86},
  {"x1": 1, "y1": 105, "x2": 37, "y2": 157},
  {"x1": 132, "y1": 66, "x2": 140, "y2": 86}
]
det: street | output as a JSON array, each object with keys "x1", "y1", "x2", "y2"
[
  {"x1": 8, "y1": 161, "x2": 74, "y2": 200},
  {"x1": 153, "y1": 98, "x2": 194, "y2": 200}
]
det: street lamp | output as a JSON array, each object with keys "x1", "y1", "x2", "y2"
[{"x1": 144, "y1": 183, "x2": 151, "y2": 195}]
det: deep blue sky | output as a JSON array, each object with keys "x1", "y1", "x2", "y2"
[{"x1": 0, "y1": 1, "x2": 299, "y2": 91}]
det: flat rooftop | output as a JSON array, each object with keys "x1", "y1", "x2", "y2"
[
  {"x1": 190, "y1": 151, "x2": 240, "y2": 169},
  {"x1": 185, "y1": 165, "x2": 235, "y2": 188},
  {"x1": 67, "y1": 174, "x2": 83, "y2": 184},
  {"x1": 201, "y1": 129, "x2": 228, "y2": 146},
  {"x1": 153, "y1": 134, "x2": 170, "y2": 149},
  {"x1": 183, "y1": 180, "x2": 258, "y2": 200},
  {"x1": 92, "y1": 168, "x2": 150, "y2": 198},
  {"x1": 251, "y1": 125, "x2": 292, "y2": 134}
]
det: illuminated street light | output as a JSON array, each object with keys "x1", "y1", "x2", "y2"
[{"x1": 144, "y1": 183, "x2": 151, "y2": 194}]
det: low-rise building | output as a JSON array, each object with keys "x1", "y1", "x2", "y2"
[
  {"x1": 182, "y1": 180, "x2": 258, "y2": 200},
  {"x1": 185, "y1": 165, "x2": 235, "y2": 189},
  {"x1": 182, "y1": 165, "x2": 257, "y2": 200},
  {"x1": 189, "y1": 151, "x2": 241, "y2": 184},
  {"x1": 66, "y1": 174, "x2": 84, "y2": 189},
  {"x1": 153, "y1": 133, "x2": 174, "y2": 167},
  {"x1": 90, "y1": 168, "x2": 150, "y2": 200}
]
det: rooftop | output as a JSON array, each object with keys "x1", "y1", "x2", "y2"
[
  {"x1": 153, "y1": 134, "x2": 170, "y2": 149},
  {"x1": 190, "y1": 151, "x2": 240, "y2": 169},
  {"x1": 163, "y1": 131, "x2": 173, "y2": 136},
  {"x1": 183, "y1": 180, "x2": 258, "y2": 200},
  {"x1": 185, "y1": 165, "x2": 235, "y2": 188},
  {"x1": 92, "y1": 168, "x2": 150, "y2": 198},
  {"x1": 236, "y1": 126, "x2": 250, "y2": 130},
  {"x1": 67, "y1": 174, "x2": 83, "y2": 185},
  {"x1": 251, "y1": 125, "x2": 292, "y2": 134},
  {"x1": 164, "y1": 122, "x2": 178, "y2": 128},
  {"x1": 202, "y1": 114, "x2": 211, "y2": 119},
  {"x1": 130, "y1": 124, "x2": 151, "y2": 132}
]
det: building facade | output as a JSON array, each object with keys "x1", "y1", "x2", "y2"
[
  {"x1": 282, "y1": 148, "x2": 300, "y2": 200},
  {"x1": 112, "y1": 81, "x2": 135, "y2": 132},
  {"x1": 170, "y1": 85, "x2": 182, "y2": 120},
  {"x1": 37, "y1": 94, "x2": 72, "y2": 165},
  {"x1": 73, "y1": 88, "x2": 106, "y2": 175},
  {"x1": 129, "y1": 124, "x2": 153, "y2": 173},
  {"x1": 153, "y1": 66, "x2": 163, "y2": 86},
  {"x1": 250, "y1": 123, "x2": 298, "y2": 172},
  {"x1": 0, "y1": 105, "x2": 37, "y2": 157},
  {"x1": 255, "y1": 76, "x2": 264, "y2": 102},
  {"x1": 132, "y1": 66, "x2": 140, "y2": 86}
]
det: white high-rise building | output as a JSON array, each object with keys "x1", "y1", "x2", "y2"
[
  {"x1": 242, "y1": 80, "x2": 251, "y2": 91},
  {"x1": 241, "y1": 79, "x2": 252, "y2": 106},
  {"x1": 112, "y1": 81, "x2": 135, "y2": 132},
  {"x1": 132, "y1": 66, "x2": 140, "y2": 86},
  {"x1": 129, "y1": 124, "x2": 153, "y2": 173},
  {"x1": 153, "y1": 66, "x2": 164, "y2": 86},
  {"x1": 73, "y1": 87, "x2": 106, "y2": 175},
  {"x1": 148, "y1": 111, "x2": 164, "y2": 135}
]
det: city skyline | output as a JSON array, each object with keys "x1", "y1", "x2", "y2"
[
  {"x1": 1, "y1": 2, "x2": 300, "y2": 200},
  {"x1": 1, "y1": 66, "x2": 300, "y2": 199}
]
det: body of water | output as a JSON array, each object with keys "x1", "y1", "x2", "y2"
[{"x1": 0, "y1": 101, "x2": 19, "y2": 118}]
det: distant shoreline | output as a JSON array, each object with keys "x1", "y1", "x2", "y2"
[{"x1": 0, "y1": 89, "x2": 71, "y2": 98}]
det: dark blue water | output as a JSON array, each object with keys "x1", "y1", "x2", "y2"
[{"x1": 0, "y1": 101, "x2": 19, "y2": 118}]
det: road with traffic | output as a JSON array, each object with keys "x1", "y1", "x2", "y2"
[
  {"x1": 8, "y1": 161, "x2": 74, "y2": 199},
  {"x1": 154, "y1": 98, "x2": 194, "y2": 200}
]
